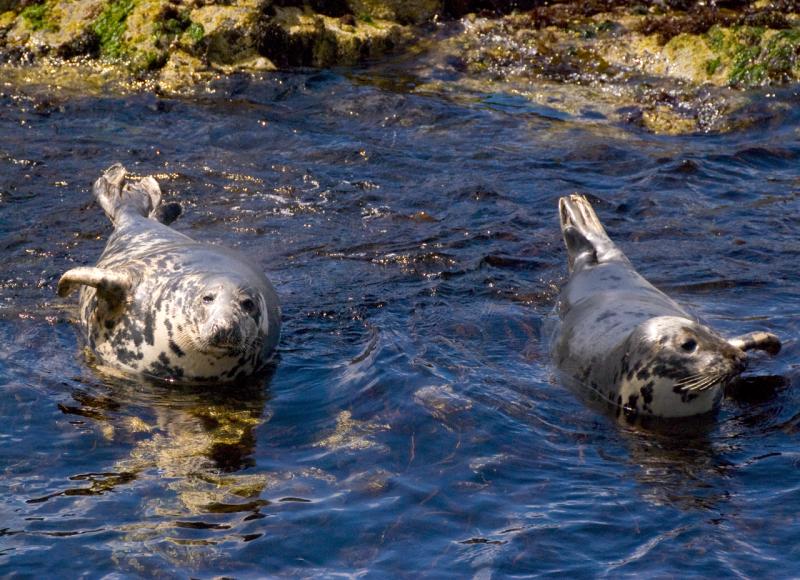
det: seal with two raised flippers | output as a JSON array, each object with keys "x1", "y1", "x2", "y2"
[
  {"x1": 552, "y1": 194, "x2": 780, "y2": 418},
  {"x1": 58, "y1": 164, "x2": 280, "y2": 384}
]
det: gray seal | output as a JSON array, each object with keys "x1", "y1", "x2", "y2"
[
  {"x1": 552, "y1": 194, "x2": 780, "y2": 418},
  {"x1": 58, "y1": 164, "x2": 280, "y2": 384}
]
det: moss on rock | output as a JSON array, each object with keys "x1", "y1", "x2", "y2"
[
  {"x1": 5, "y1": 0, "x2": 104, "y2": 57},
  {"x1": 92, "y1": 0, "x2": 134, "y2": 58},
  {"x1": 20, "y1": 2, "x2": 55, "y2": 32}
]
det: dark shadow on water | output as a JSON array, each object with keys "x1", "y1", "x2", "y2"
[{"x1": 725, "y1": 374, "x2": 789, "y2": 405}]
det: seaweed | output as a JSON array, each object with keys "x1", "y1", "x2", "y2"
[
  {"x1": 21, "y1": 2, "x2": 57, "y2": 32},
  {"x1": 92, "y1": 0, "x2": 135, "y2": 58}
]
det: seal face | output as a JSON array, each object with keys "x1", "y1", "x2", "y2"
[
  {"x1": 58, "y1": 164, "x2": 280, "y2": 384},
  {"x1": 552, "y1": 195, "x2": 779, "y2": 418}
]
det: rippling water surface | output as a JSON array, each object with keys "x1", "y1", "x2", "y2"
[{"x1": 1, "y1": 70, "x2": 799, "y2": 577}]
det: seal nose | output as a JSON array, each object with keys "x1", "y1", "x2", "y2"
[{"x1": 209, "y1": 322, "x2": 243, "y2": 347}]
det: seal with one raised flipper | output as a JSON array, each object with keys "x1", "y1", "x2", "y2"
[
  {"x1": 58, "y1": 164, "x2": 280, "y2": 384},
  {"x1": 552, "y1": 194, "x2": 780, "y2": 418}
]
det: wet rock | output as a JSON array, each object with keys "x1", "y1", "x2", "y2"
[
  {"x1": 122, "y1": 0, "x2": 200, "y2": 71},
  {"x1": 347, "y1": 0, "x2": 443, "y2": 25},
  {"x1": 259, "y1": 5, "x2": 405, "y2": 68},
  {"x1": 0, "y1": 0, "x2": 21, "y2": 12},
  {"x1": 1, "y1": 0, "x2": 800, "y2": 134},
  {"x1": 603, "y1": 23, "x2": 800, "y2": 88},
  {"x1": 156, "y1": 49, "x2": 211, "y2": 93},
  {"x1": 0, "y1": 10, "x2": 17, "y2": 33},
  {"x1": 189, "y1": 0, "x2": 268, "y2": 66},
  {"x1": 5, "y1": 0, "x2": 105, "y2": 58},
  {"x1": 404, "y1": 6, "x2": 800, "y2": 134}
]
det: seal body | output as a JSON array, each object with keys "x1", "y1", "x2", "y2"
[
  {"x1": 552, "y1": 195, "x2": 778, "y2": 418},
  {"x1": 59, "y1": 165, "x2": 280, "y2": 384}
]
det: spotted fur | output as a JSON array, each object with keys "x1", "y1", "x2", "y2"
[
  {"x1": 552, "y1": 194, "x2": 762, "y2": 418},
  {"x1": 59, "y1": 164, "x2": 280, "y2": 384}
]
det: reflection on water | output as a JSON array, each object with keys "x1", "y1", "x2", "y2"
[{"x1": 1, "y1": 70, "x2": 799, "y2": 576}]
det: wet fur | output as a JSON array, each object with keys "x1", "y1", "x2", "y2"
[
  {"x1": 553, "y1": 195, "x2": 749, "y2": 418},
  {"x1": 59, "y1": 164, "x2": 280, "y2": 384}
]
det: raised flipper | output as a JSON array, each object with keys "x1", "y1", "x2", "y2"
[
  {"x1": 58, "y1": 267, "x2": 132, "y2": 307},
  {"x1": 729, "y1": 331, "x2": 782, "y2": 356},
  {"x1": 93, "y1": 163, "x2": 181, "y2": 225},
  {"x1": 558, "y1": 194, "x2": 625, "y2": 272}
]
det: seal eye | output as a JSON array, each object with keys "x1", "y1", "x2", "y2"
[
  {"x1": 681, "y1": 338, "x2": 698, "y2": 353},
  {"x1": 241, "y1": 298, "x2": 256, "y2": 313},
  {"x1": 202, "y1": 294, "x2": 215, "y2": 304}
]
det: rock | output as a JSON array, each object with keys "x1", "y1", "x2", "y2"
[
  {"x1": 259, "y1": 5, "x2": 406, "y2": 68},
  {"x1": 121, "y1": 0, "x2": 179, "y2": 71},
  {"x1": 0, "y1": 10, "x2": 17, "y2": 32},
  {"x1": 5, "y1": 0, "x2": 105, "y2": 57},
  {"x1": 189, "y1": 0, "x2": 265, "y2": 65},
  {"x1": 156, "y1": 48, "x2": 209, "y2": 92},
  {"x1": 346, "y1": 0, "x2": 442, "y2": 25},
  {"x1": 2, "y1": 0, "x2": 800, "y2": 137},
  {"x1": 640, "y1": 104, "x2": 699, "y2": 136},
  {"x1": 0, "y1": 0, "x2": 21, "y2": 12}
]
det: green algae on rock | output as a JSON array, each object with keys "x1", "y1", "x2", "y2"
[
  {"x1": 6, "y1": 0, "x2": 105, "y2": 58},
  {"x1": 91, "y1": 0, "x2": 132, "y2": 58}
]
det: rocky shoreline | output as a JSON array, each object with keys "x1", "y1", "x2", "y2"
[{"x1": 2, "y1": 1, "x2": 800, "y2": 133}]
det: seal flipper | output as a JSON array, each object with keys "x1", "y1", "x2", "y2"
[
  {"x1": 559, "y1": 194, "x2": 625, "y2": 272},
  {"x1": 58, "y1": 267, "x2": 132, "y2": 307},
  {"x1": 729, "y1": 331, "x2": 782, "y2": 356},
  {"x1": 94, "y1": 163, "x2": 181, "y2": 225}
]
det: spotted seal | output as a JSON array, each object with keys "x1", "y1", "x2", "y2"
[
  {"x1": 552, "y1": 194, "x2": 780, "y2": 418},
  {"x1": 58, "y1": 164, "x2": 280, "y2": 384}
]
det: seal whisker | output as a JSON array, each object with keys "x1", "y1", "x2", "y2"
[
  {"x1": 680, "y1": 373, "x2": 725, "y2": 393},
  {"x1": 673, "y1": 373, "x2": 706, "y2": 386},
  {"x1": 675, "y1": 373, "x2": 712, "y2": 387}
]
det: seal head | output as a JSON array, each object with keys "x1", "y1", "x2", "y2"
[
  {"x1": 183, "y1": 275, "x2": 267, "y2": 355},
  {"x1": 610, "y1": 316, "x2": 747, "y2": 417}
]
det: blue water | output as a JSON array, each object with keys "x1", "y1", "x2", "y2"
[{"x1": 0, "y1": 71, "x2": 799, "y2": 577}]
